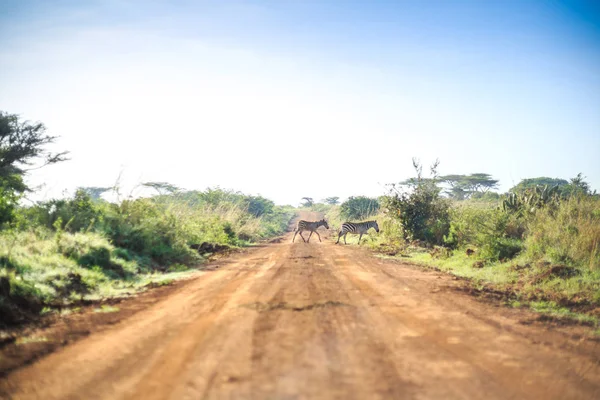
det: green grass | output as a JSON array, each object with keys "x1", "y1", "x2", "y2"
[
  {"x1": 378, "y1": 247, "x2": 600, "y2": 326},
  {"x1": 359, "y1": 195, "x2": 600, "y2": 325},
  {"x1": 93, "y1": 305, "x2": 120, "y2": 313},
  {"x1": 15, "y1": 336, "x2": 49, "y2": 345},
  {"x1": 529, "y1": 301, "x2": 597, "y2": 325},
  {"x1": 396, "y1": 249, "x2": 600, "y2": 302},
  {"x1": 1, "y1": 188, "x2": 295, "y2": 327},
  {"x1": 404, "y1": 251, "x2": 519, "y2": 285}
]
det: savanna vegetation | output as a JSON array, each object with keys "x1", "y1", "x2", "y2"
[
  {"x1": 2, "y1": 109, "x2": 598, "y2": 329},
  {"x1": 0, "y1": 112, "x2": 293, "y2": 326},
  {"x1": 311, "y1": 159, "x2": 599, "y2": 324}
]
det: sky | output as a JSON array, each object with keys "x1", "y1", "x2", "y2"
[{"x1": 1, "y1": 0, "x2": 599, "y2": 205}]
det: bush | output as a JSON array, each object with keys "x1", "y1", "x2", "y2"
[
  {"x1": 340, "y1": 196, "x2": 380, "y2": 221},
  {"x1": 24, "y1": 189, "x2": 101, "y2": 232},
  {"x1": 310, "y1": 203, "x2": 333, "y2": 214},
  {"x1": 525, "y1": 196, "x2": 600, "y2": 269},
  {"x1": 443, "y1": 204, "x2": 525, "y2": 261},
  {"x1": 1, "y1": 187, "x2": 294, "y2": 325},
  {"x1": 384, "y1": 161, "x2": 450, "y2": 245},
  {"x1": 0, "y1": 187, "x2": 19, "y2": 226}
]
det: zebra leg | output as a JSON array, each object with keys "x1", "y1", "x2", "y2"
[
  {"x1": 315, "y1": 231, "x2": 322, "y2": 242},
  {"x1": 344, "y1": 233, "x2": 348, "y2": 245},
  {"x1": 307, "y1": 231, "x2": 313, "y2": 243},
  {"x1": 299, "y1": 232, "x2": 307, "y2": 242},
  {"x1": 336, "y1": 231, "x2": 342, "y2": 244},
  {"x1": 358, "y1": 233, "x2": 363, "y2": 244},
  {"x1": 292, "y1": 230, "x2": 298, "y2": 243}
]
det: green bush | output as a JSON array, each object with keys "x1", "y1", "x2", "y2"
[
  {"x1": 0, "y1": 186, "x2": 20, "y2": 226},
  {"x1": 525, "y1": 196, "x2": 600, "y2": 269},
  {"x1": 24, "y1": 189, "x2": 101, "y2": 232},
  {"x1": 340, "y1": 196, "x2": 380, "y2": 221},
  {"x1": 99, "y1": 198, "x2": 199, "y2": 266},
  {"x1": 444, "y1": 205, "x2": 525, "y2": 261},
  {"x1": 384, "y1": 180, "x2": 450, "y2": 245},
  {"x1": 1, "y1": 187, "x2": 294, "y2": 326},
  {"x1": 310, "y1": 203, "x2": 333, "y2": 214}
]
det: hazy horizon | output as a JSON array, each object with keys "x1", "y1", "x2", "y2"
[{"x1": 1, "y1": 0, "x2": 599, "y2": 205}]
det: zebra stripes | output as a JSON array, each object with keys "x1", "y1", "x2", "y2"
[
  {"x1": 336, "y1": 221, "x2": 379, "y2": 245},
  {"x1": 292, "y1": 219, "x2": 329, "y2": 243}
]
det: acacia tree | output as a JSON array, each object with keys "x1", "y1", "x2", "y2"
[
  {"x1": 324, "y1": 196, "x2": 340, "y2": 205},
  {"x1": 439, "y1": 173, "x2": 499, "y2": 199},
  {"x1": 301, "y1": 197, "x2": 314, "y2": 207},
  {"x1": 142, "y1": 181, "x2": 181, "y2": 195},
  {"x1": 0, "y1": 111, "x2": 68, "y2": 224}
]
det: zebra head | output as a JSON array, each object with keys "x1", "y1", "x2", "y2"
[
  {"x1": 373, "y1": 221, "x2": 380, "y2": 233},
  {"x1": 321, "y1": 219, "x2": 329, "y2": 229}
]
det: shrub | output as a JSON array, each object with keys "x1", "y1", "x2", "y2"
[
  {"x1": 340, "y1": 196, "x2": 380, "y2": 221},
  {"x1": 525, "y1": 196, "x2": 600, "y2": 269},
  {"x1": 384, "y1": 160, "x2": 450, "y2": 245},
  {"x1": 24, "y1": 189, "x2": 101, "y2": 232},
  {"x1": 444, "y1": 205, "x2": 525, "y2": 261}
]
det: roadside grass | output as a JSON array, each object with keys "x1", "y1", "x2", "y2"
[
  {"x1": 374, "y1": 247, "x2": 600, "y2": 328},
  {"x1": 15, "y1": 336, "x2": 49, "y2": 345},
  {"x1": 1, "y1": 190, "x2": 295, "y2": 327},
  {"x1": 316, "y1": 202, "x2": 600, "y2": 328},
  {"x1": 93, "y1": 305, "x2": 120, "y2": 313},
  {"x1": 353, "y1": 203, "x2": 600, "y2": 328},
  {"x1": 0, "y1": 229, "x2": 210, "y2": 325},
  {"x1": 528, "y1": 301, "x2": 597, "y2": 325}
]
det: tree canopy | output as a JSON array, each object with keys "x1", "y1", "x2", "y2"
[
  {"x1": 509, "y1": 177, "x2": 569, "y2": 193},
  {"x1": 0, "y1": 111, "x2": 68, "y2": 194},
  {"x1": 1, "y1": 111, "x2": 68, "y2": 224},
  {"x1": 142, "y1": 181, "x2": 181, "y2": 195},
  {"x1": 301, "y1": 197, "x2": 314, "y2": 207},
  {"x1": 510, "y1": 175, "x2": 593, "y2": 197},
  {"x1": 439, "y1": 173, "x2": 499, "y2": 200},
  {"x1": 324, "y1": 196, "x2": 340, "y2": 205}
]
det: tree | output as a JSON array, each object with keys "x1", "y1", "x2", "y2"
[
  {"x1": 324, "y1": 196, "x2": 340, "y2": 205},
  {"x1": 0, "y1": 111, "x2": 68, "y2": 224},
  {"x1": 0, "y1": 112, "x2": 68, "y2": 192},
  {"x1": 142, "y1": 181, "x2": 181, "y2": 195},
  {"x1": 509, "y1": 177, "x2": 569, "y2": 193},
  {"x1": 564, "y1": 173, "x2": 593, "y2": 197},
  {"x1": 301, "y1": 197, "x2": 314, "y2": 207},
  {"x1": 509, "y1": 175, "x2": 594, "y2": 198},
  {"x1": 244, "y1": 195, "x2": 274, "y2": 217},
  {"x1": 439, "y1": 173, "x2": 499, "y2": 200},
  {"x1": 439, "y1": 174, "x2": 469, "y2": 200},
  {"x1": 465, "y1": 173, "x2": 499, "y2": 193}
]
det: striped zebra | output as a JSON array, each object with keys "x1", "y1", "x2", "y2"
[
  {"x1": 292, "y1": 219, "x2": 329, "y2": 243},
  {"x1": 336, "y1": 221, "x2": 379, "y2": 245}
]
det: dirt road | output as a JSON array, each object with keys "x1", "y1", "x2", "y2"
[{"x1": 2, "y1": 211, "x2": 599, "y2": 399}]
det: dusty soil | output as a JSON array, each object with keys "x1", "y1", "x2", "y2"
[{"x1": 1, "y1": 211, "x2": 599, "y2": 399}]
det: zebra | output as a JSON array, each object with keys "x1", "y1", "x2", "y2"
[
  {"x1": 292, "y1": 219, "x2": 329, "y2": 243},
  {"x1": 336, "y1": 221, "x2": 379, "y2": 245}
]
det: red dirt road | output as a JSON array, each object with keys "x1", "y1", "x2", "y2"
[{"x1": 2, "y1": 212, "x2": 599, "y2": 399}]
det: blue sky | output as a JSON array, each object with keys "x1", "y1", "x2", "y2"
[{"x1": 1, "y1": 0, "x2": 599, "y2": 204}]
